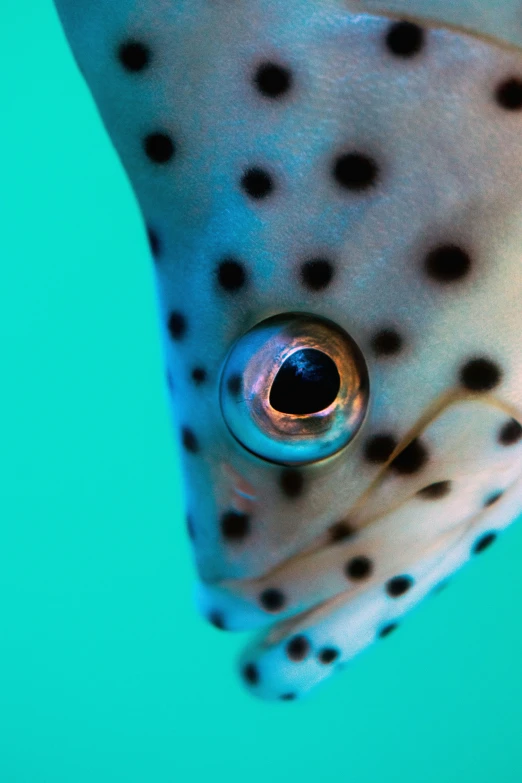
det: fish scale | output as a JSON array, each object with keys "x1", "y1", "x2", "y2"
[{"x1": 53, "y1": 0, "x2": 522, "y2": 700}]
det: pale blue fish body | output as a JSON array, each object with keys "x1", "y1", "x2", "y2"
[{"x1": 53, "y1": 0, "x2": 522, "y2": 700}]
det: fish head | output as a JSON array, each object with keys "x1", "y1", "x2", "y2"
[{"x1": 53, "y1": 0, "x2": 522, "y2": 700}]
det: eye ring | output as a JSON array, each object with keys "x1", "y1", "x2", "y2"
[{"x1": 220, "y1": 313, "x2": 370, "y2": 465}]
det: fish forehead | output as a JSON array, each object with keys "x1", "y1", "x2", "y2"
[{"x1": 55, "y1": 0, "x2": 522, "y2": 602}]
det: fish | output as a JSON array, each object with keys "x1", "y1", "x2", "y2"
[{"x1": 52, "y1": 0, "x2": 522, "y2": 701}]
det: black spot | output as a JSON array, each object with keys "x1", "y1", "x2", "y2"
[
  {"x1": 286, "y1": 635, "x2": 310, "y2": 662},
  {"x1": 498, "y1": 418, "x2": 522, "y2": 446},
  {"x1": 208, "y1": 610, "x2": 227, "y2": 630},
  {"x1": 259, "y1": 588, "x2": 286, "y2": 612},
  {"x1": 425, "y1": 245, "x2": 471, "y2": 283},
  {"x1": 241, "y1": 167, "x2": 274, "y2": 199},
  {"x1": 329, "y1": 521, "x2": 356, "y2": 543},
  {"x1": 417, "y1": 481, "x2": 452, "y2": 500},
  {"x1": 318, "y1": 647, "x2": 339, "y2": 664},
  {"x1": 147, "y1": 226, "x2": 161, "y2": 259},
  {"x1": 386, "y1": 575, "x2": 413, "y2": 597},
  {"x1": 186, "y1": 513, "x2": 195, "y2": 541},
  {"x1": 254, "y1": 62, "x2": 292, "y2": 98},
  {"x1": 182, "y1": 427, "x2": 199, "y2": 454},
  {"x1": 280, "y1": 693, "x2": 297, "y2": 701},
  {"x1": 221, "y1": 511, "x2": 250, "y2": 541},
  {"x1": 300, "y1": 259, "x2": 335, "y2": 291},
  {"x1": 496, "y1": 77, "x2": 522, "y2": 110},
  {"x1": 166, "y1": 369, "x2": 174, "y2": 392},
  {"x1": 270, "y1": 349, "x2": 340, "y2": 415},
  {"x1": 364, "y1": 434, "x2": 398, "y2": 464},
  {"x1": 191, "y1": 367, "x2": 207, "y2": 385},
  {"x1": 473, "y1": 531, "x2": 497, "y2": 554},
  {"x1": 385, "y1": 21, "x2": 425, "y2": 57},
  {"x1": 345, "y1": 555, "x2": 373, "y2": 581},
  {"x1": 118, "y1": 40, "x2": 151, "y2": 72},
  {"x1": 460, "y1": 358, "x2": 502, "y2": 392},
  {"x1": 227, "y1": 374, "x2": 243, "y2": 397},
  {"x1": 217, "y1": 258, "x2": 247, "y2": 292},
  {"x1": 144, "y1": 133, "x2": 175, "y2": 164},
  {"x1": 333, "y1": 152, "x2": 379, "y2": 191},
  {"x1": 280, "y1": 469, "x2": 304, "y2": 499},
  {"x1": 371, "y1": 329, "x2": 403, "y2": 357},
  {"x1": 242, "y1": 662, "x2": 259, "y2": 685},
  {"x1": 167, "y1": 311, "x2": 186, "y2": 340},
  {"x1": 484, "y1": 491, "x2": 503, "y2": 508},
  {"x1": 378, "y1": 622, "x2": 398, "y2": 638},
  {"x1": 390, "y1": 438, "x2": 428, "y2": 475}
]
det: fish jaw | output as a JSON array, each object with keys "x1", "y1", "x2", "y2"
[{"x1": 53, "y1": 0, "x2": 522, "y2": 699}]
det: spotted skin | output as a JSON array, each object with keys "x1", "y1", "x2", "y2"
[
  {"x1": 53, "y1": 0, "x2": 522, "y2": 700},
  {"x1": 350, "y1": 1, "x2": 522, "y2": 52}
]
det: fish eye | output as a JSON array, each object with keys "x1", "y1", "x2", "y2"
[{"x1": 220, "y1": 313, "x2": 370, "y2": 465}]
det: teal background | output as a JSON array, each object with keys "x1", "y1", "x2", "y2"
[{"x1": 2, "y1": 2, "x2": 522, "y2": 781}]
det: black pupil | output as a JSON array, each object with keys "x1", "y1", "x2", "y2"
[{"x1": 269, "y1": 349, "x2": 341, "y2": 415}]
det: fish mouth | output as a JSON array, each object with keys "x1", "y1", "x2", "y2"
[
  {"x1": 199, "y1": 383, "x2": 522, "y2": 634},
  {"x1": 258, "y1": 516, "x2": 474, "y2": 648},
  {"x1": 233, "y1": 473, "x2": 522, "y2": 701},
  {"x1": 198, "y1": 490, "x2": 507, "y2": 643}
]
